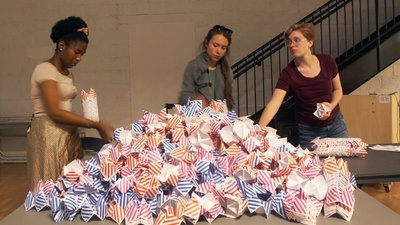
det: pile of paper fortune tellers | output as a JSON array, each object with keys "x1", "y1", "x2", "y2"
[
  {"x1": 311, "y1": 137, "x2": 368, "y2": 157},
  {"x1": 24, "y1": 100, "x2": 357, "y2": 225}
]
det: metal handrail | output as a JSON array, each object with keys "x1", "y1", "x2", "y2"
[
  {"x1": 232, "y1": 0, "x2": 351, "y2": 78},
  {"x1": 232, "y1": 0, "x2": 400, "y2": 116}
]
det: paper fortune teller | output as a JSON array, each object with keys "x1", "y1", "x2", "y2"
[
  {"x1": 313, "y1": 103, "x2": 330, "y2": 119},
  {"x1": 81, "y1": 88, "x2": 99, "y2": 121}
]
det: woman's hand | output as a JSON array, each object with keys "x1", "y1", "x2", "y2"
[
  {"x1": 95, "y1": 121, "x2": 114, "y2": 142},
  {"x1": 190, "y1": 93, "x2": 210, "y2": 109},
  {"x1": 319, "y1": 102, "x2": 332, "y2": 120}
]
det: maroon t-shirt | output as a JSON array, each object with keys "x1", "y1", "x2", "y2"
[{"x1": 275, "y1": 54, "x2": 340, "y2": 127}]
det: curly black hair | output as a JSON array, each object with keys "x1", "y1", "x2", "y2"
[{"x1": 50, "y1": 16, "x2": 89, "y2": 44}]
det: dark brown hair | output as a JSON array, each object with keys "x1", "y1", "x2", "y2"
[{"x1": 203, "y1": 25, "x2": 235, "y2": 110}]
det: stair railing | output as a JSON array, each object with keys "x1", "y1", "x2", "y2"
[{"x1": 232, "y1": 0, "x2": 400, "y2": 116}]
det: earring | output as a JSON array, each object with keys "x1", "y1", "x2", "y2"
[{"x1": 59, "y1": 48, "x2": 63, "y2": 52}]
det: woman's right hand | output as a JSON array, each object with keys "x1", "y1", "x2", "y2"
[{"x1": 190, "y1": 93, "x2": 210, "y2": 109}]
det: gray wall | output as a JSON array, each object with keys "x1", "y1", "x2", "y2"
[
  {"x1": 351, "y1": 58, "x2": 400, "y2": 95},
  {"x1": 0, "y1": 0, "x2": 329, "y2": 136}
]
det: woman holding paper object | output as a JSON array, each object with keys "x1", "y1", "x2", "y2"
[
  {"x1": 178, "y1": 25, "x2": 235, "y2": 110},
  {"x1": 27, "y1": 16, "x2": 113, "y2": 190},
  {"x1": 258, "y1": 23, "x2": 348, "y2": 150}
]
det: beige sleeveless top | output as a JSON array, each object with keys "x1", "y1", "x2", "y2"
[{"x1": 30, "y1": 62, "x2": 77, "y2": 116}]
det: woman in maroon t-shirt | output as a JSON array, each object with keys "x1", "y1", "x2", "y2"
[{"x1": 258, "y1": 23, "x2": 348, "y2": 150}]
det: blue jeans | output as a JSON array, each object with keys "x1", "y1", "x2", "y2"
[{"x1": 297, "y1": 112, "x2": 349, "y2": 150}]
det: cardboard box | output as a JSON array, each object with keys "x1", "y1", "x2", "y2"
[{"x1": 340, "y1": 93, "x2": 400, "y2": 144}]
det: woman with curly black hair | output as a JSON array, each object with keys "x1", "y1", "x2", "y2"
[{"x1": 27, "y1": 16, "x2": 113, "y2": 189}]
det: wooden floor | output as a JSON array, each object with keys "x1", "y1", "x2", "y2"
[{"x1": 0, "y1": 163, "x2": 399, "y2": 221}]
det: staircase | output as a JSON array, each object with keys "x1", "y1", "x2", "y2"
[{"x1": 231, "y1": 0, "x2": 400, "y2": 145}]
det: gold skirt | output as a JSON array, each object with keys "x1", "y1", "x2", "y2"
[{"x1": 27, "y1": 116, "x2": 83, "y2": 190}]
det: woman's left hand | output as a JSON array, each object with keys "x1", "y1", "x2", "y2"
[
  {"x1": 95, "y1": 121, "x2": 114, "y2": 142},
  {"x1": 319, "y1": 102, "x2": 332, "y2": 120}
]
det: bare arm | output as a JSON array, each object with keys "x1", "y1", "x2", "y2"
[
  {"x1": 40, "y1": 80, "x2": 113, "y2": 141},
  {"x1": 329, "y1": 73, "x2": 343, "y2": 108},
  {"x1": 258, "y1": 88, "x2": 287, "y2": 127},
  {"x1": 320, "y1": 73, "x2": 343, "y2": 120}
]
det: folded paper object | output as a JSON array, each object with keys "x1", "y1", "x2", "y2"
[
  {"x1": 313, "y1": 103, "x2": 330, "y2": 119},
  {"x1": 81, "y1": 88, "x2": 99, "y2": 122},
  {"x1": 312, "y1": 137, "x2": 368, "y2": 157},
  {"x1": 25, "y1": 100, "x2": 357, "y2": 225}
]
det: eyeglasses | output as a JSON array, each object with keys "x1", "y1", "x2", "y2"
[
  {"x1": 212, "y1": 25, "x2": 233, "y2": 36},
  {"x1": 285, "y1": 38, "x2": 307, "y2": 46}
]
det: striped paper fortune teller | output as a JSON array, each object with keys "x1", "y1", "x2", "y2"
[
  {"x1": 81, "y1": 88, "x2": 99, "y2": 121},
  {"x1": 23, "y1": 99, "x2": 361, "y2": 225}
]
